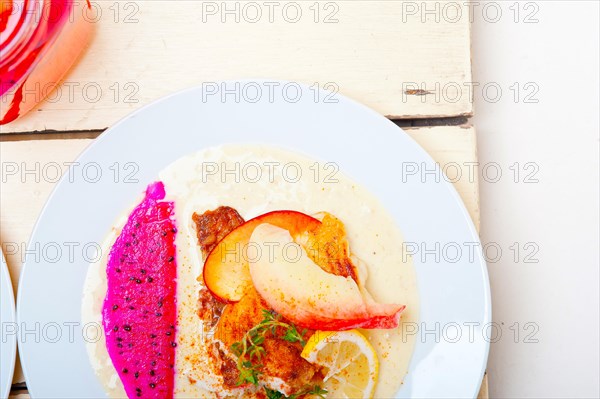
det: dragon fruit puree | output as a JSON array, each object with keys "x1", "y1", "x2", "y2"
[{"x1": 102, "y1": 181, "x2": 178, "y2": 399}]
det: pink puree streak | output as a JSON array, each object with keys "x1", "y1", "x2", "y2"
[{"x1": 102, "y1": 182, "x2": 177, "y2": 399}]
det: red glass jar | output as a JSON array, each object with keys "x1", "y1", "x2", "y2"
[{"x1": 0, "y1": 0, "x2": 93, "y2": 124}]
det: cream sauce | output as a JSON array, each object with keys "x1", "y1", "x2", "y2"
[{"x1": 82, "y1": 145, "x2": 419, "y2": 398}]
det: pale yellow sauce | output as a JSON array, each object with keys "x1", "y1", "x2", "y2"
[{"x1": 82, "y1": 145, "x2": 419, "y2": 398}]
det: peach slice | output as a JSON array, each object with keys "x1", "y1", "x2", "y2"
[
  {"x1": 203, "y1": 210, "x2": 321, "y2": 303},
  {"x1": 248, "y1": 224, "x2": 405, "y2": 331}
]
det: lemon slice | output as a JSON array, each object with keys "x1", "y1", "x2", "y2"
[{"x1": 301, "y1": 330, "x2": 379, "y2": 399}]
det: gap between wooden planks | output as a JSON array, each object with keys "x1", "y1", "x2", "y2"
[
  {"x1": 0, "y1": 0, "x2": 472, "y2": 133},
  {"x1": 1, "y1": 125, "x2": 487, "y2": 397}
]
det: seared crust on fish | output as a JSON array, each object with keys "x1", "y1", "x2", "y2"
[
  {"x1": 193, "y1": 206, "x2": 245, "y2": 255},
  {"x1": 197, "y1": 288, "x2": 223, "y2": 328},
  {"x1": 195, "y1": 207, "x2": 245, "y2": 326},
  {"x1": 216, "y1": 288, "x2": 321, "y2": 395}
]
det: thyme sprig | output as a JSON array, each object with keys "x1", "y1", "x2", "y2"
[
  {"x1": 230, "y1": 310, "x2": 327, "y2": 398},
  {"x1": 265, "y1": 385, "x2": 328, "y2": 399},
  {"x1": 230, "y1": 310, "x2": 308, "y2": 386}
]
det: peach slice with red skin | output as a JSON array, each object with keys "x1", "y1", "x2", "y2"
[
  {"x1": 203, "y1": 210, "x2": 405, "y2": 331},
  {"x1": 203, "y1": 210, "x2": 321, "y2": 303},
  {"x1": 248, "y1": 224, "x2": 405, "y2": 331}
]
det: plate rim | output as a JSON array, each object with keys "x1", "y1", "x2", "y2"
[
  {"x1": 1, "y1": 249, "x2": 17, "y2": 399},
  {"x1": 16, "y1": 79, "x2": 492, "y2": 398}
]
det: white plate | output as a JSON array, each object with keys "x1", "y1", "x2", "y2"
[
  {"x1": 1, "y1": 249, "x2": 17, "y2": 399},
  {"x1": 17, "y1": 80, "x2": 490, "y2": 398}
]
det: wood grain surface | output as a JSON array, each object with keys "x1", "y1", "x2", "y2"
[{"x1": 0, "y1": 0, "x2": 473, "y2": 133}]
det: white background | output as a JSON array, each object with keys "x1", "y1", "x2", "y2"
[{"x1": 472, "y1": 1, "x2": 599, "y2": 397}]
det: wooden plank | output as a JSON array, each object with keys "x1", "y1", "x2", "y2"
[
  {"x1": 0, "y1": 125, "x2": 486, "y2": 396},
  {"x1": 406, "y1": 125, "x2": 480, "y2": 228},
  {"x1": 0, "y1": 1, "x2": 472, "y2": 133},
  {"x1": 477, "y1": 373, "x2": 489, "y2": 399}
]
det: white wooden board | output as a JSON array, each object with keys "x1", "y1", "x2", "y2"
[{"x1": 0, "y1": 0, "x2": 472, "y2": 133}]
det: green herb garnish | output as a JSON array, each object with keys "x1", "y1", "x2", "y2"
[
  {"x1": 265, "y1": 388, "x2": 285, "y2": 399},
  {"x1": 231, "y1": 310, "x2": 307, "y2": 386},
  {"x1": 231, "y1": 310, "x2": 326, "y2": 398},
  {"x1": 265, "y1": 385, "x2": 328, "y2": 399}
]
